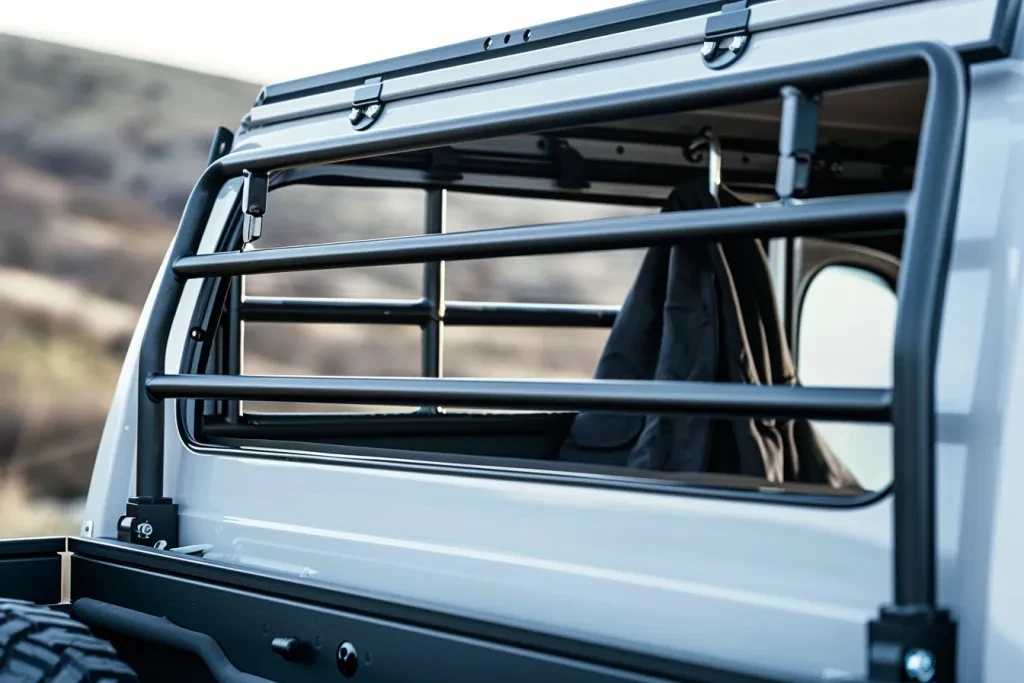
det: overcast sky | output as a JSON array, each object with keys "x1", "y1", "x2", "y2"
[{"x1": 0, "y1": 0, "x2": 627, "y2": 83}]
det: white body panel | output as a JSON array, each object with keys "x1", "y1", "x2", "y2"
[{"x1": 82, "y1": 1, "x2": 1024, "y2": 680}]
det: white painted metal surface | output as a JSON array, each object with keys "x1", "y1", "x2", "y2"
[{"x1": 81, "y1": 1, "x2": 1024, "y2": 681}]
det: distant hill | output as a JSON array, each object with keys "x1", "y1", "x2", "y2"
[
  {"x1": 0, "y1": 34, "x2": 647, "y2": 521},
  {"x1": 0, "y1": 33, "x2": 258, "y2": 219}
]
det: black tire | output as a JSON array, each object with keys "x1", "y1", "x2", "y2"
[{"x1": 0, "y1": 599, "x2": 137, "y2": 682}]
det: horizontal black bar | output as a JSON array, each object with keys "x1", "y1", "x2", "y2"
[
  {"x1": 174, "y1": 193, "x2": 907, "y2": 278},
  {"x1": 0, "y1": 536, "x2": 66, "y2": 557},
  {"x1": 239, "y1": 297, "x2": 428, "y2": 324},
  {"x1": 447, "y1": 300, "x2": 618, "y2": 327},
  {"x1": 239, "y1": 297, "x2": 619, "y2": 327},
  {"x1": 73, "y1": 598, "x2": 273, "y2": 683},
  {"x1": 148, "y1": 374, "x2": 891, "y2": 422}
]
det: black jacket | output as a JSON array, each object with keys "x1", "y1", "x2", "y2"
[{"x1": 558, "y1": 180, "x2": 859, "y2": 489}]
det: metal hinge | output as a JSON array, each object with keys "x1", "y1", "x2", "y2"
[
  {"x1": 701, "y1": 1, "x2": 751, "y2": 70},
  {"x1": 350, "y1": 76, "x2": 384, "y2": 131}
]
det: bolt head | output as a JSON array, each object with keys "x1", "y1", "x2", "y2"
[
  {"x1": 349, "y1": 108, "x2": 364, "y2": 124},
  {"x1": 905, "y1": 649, "x2": 936, "y2": 682},
  {"x1": 700, "y1": 41, "x2": 717, "y2": 57},
  {"x1": 728, "y1": 35, "x2": 746, "y2": 53},
  {"x1": 336, "y1": 642, "x2": 359, "y2": 678}
]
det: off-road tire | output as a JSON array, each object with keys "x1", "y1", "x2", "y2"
[{"x1": 0, "y1": 599, "x2": 137, "y2": 682}]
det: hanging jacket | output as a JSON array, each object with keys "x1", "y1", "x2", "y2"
[{"x1": 558, "y1": 179, "x2": 859, "y2": 489}]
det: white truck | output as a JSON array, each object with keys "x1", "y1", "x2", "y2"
[{"x1": 1, "y1": 0, "x2": 1021, "y2": 681}]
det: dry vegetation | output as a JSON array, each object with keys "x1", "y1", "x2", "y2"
[{"x1": 0, "y1": 34, "x2": 649, "y2": 537}]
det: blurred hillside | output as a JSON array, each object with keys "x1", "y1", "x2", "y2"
[{"x1": 0, "y1": 34, "x2": 646, "y2": 535}]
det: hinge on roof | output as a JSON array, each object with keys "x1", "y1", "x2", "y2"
[
  {"x1": 350, "y1": 76, "x2": 384, "y2": 131},
  {"x1": 701, "y1": 1, "x2": 751, "y2": 70}
]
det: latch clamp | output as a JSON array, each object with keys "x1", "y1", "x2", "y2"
[
  {"x1": 701, "y1": 1, "x2": 751, "y2": 70},
  {"x1": 241, "y1": 169, "x2": 268, "y2": 244},
  {"x1": 350, "y1": 77, "x2": 384, "y2": 131}
]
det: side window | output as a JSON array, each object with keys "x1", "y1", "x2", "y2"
[
  {"x1": 183, "y1": 75, "x2": 927, "y2": 501},
  {"x1": 796, "y1": 263, "x2": 897, "y2": 490},
  {"x1": 240, "y1": 185, "x2": 424, "y2": 413},
  {"x1": 443, "y1": 192, "x2": 649, "y2": 382}
]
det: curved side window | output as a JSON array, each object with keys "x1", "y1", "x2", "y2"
[{"x1": 797, "y1": 264, "x2": 897, "y2": 491}]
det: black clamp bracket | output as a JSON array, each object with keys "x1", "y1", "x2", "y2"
[
  {"x1": 701, "y1": 1, "x2": 751, "y2": 70},
  {"x1": 775, "y1": 85, "x2": 821, "y2": 201},
  {"x1": 350, "y1": 76, "x2": 384, "y2": 131},
  {"x1": 869, "y1": 606, "x2": 957, "y2": 682},
  {"x1": 117, "y1": 497, "x2": 179, "y2": 549},
  {"x1": 241, "y1": 169, "x2": 268, "y2": 244},
  {"x1": 548, "y1": 138, "x2": 589, "y2": 190},
  {"x1": 427, "y1": 147, "x2": 463, "y2": 182}
]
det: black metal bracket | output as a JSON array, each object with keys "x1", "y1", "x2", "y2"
[
  {"x1": 350, "y1": 76, "x2": 385, "y2": 131},
  {"x1": 701, "y1": 1, "x2": 751, "y2": 70},
  {"x1": 117, "y1": 497, "x2": 180, "y2": 549},
  {"x1": 869, "y1": 606, "x2": 956, "y2": 682},
  {"x1": 548, "y1": 138, "x2": 589, "y2": 189},
  {"x1": 427, "y1": 146, "x2": 463, "y2": 181},
  {"x1": 775, "y1": 85, "x2": 821, "y2": 200}
]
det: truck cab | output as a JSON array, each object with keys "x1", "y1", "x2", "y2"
[{"x1": 2, "y1": 1, "x2": 1023, "y2": 681}]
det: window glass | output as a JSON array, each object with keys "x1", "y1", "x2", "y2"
[{"x1": 797, "y1": 264, "x2": 896, "y2": 490}]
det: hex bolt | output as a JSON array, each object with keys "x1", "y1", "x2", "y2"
[
  {"x1": 336, "y1": 642, "x2": 359, "y2": 678},
  {"x1": 700, "y1": 40, "x2": 716, "y2": 57},
  {"x1": 905, "y1": 649, "x2": 936, "y2": 682}
]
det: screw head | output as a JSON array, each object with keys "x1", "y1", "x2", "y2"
[
  {"x1": 700, "y1": 40, "x2": 717, "y2": 57},
  {"x1": 905, "y1": 649, "x2": 936, "y2": 682},
  {"x1": 336, "y1": 642, "x2": 358, "y2": 678},
  {"x1": 728, "y1": 35, "x2": 746, "y2": 53},
  {"x1": 349, "y1": 108, "x2": 365, "y2": 124}
]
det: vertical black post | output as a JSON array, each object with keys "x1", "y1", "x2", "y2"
[
  {"x1": 123, "y1": 127, "x2": 233, "y2": 549},
  {"x1": 224, "y1": 276, "x2": 242, "y2": 423},
  {"x1": 422, "y1": 189, "x2": 446, "y2": 408},
  {"x1": 783, "y1": 237, "x2": 796, "y2": 340}
]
